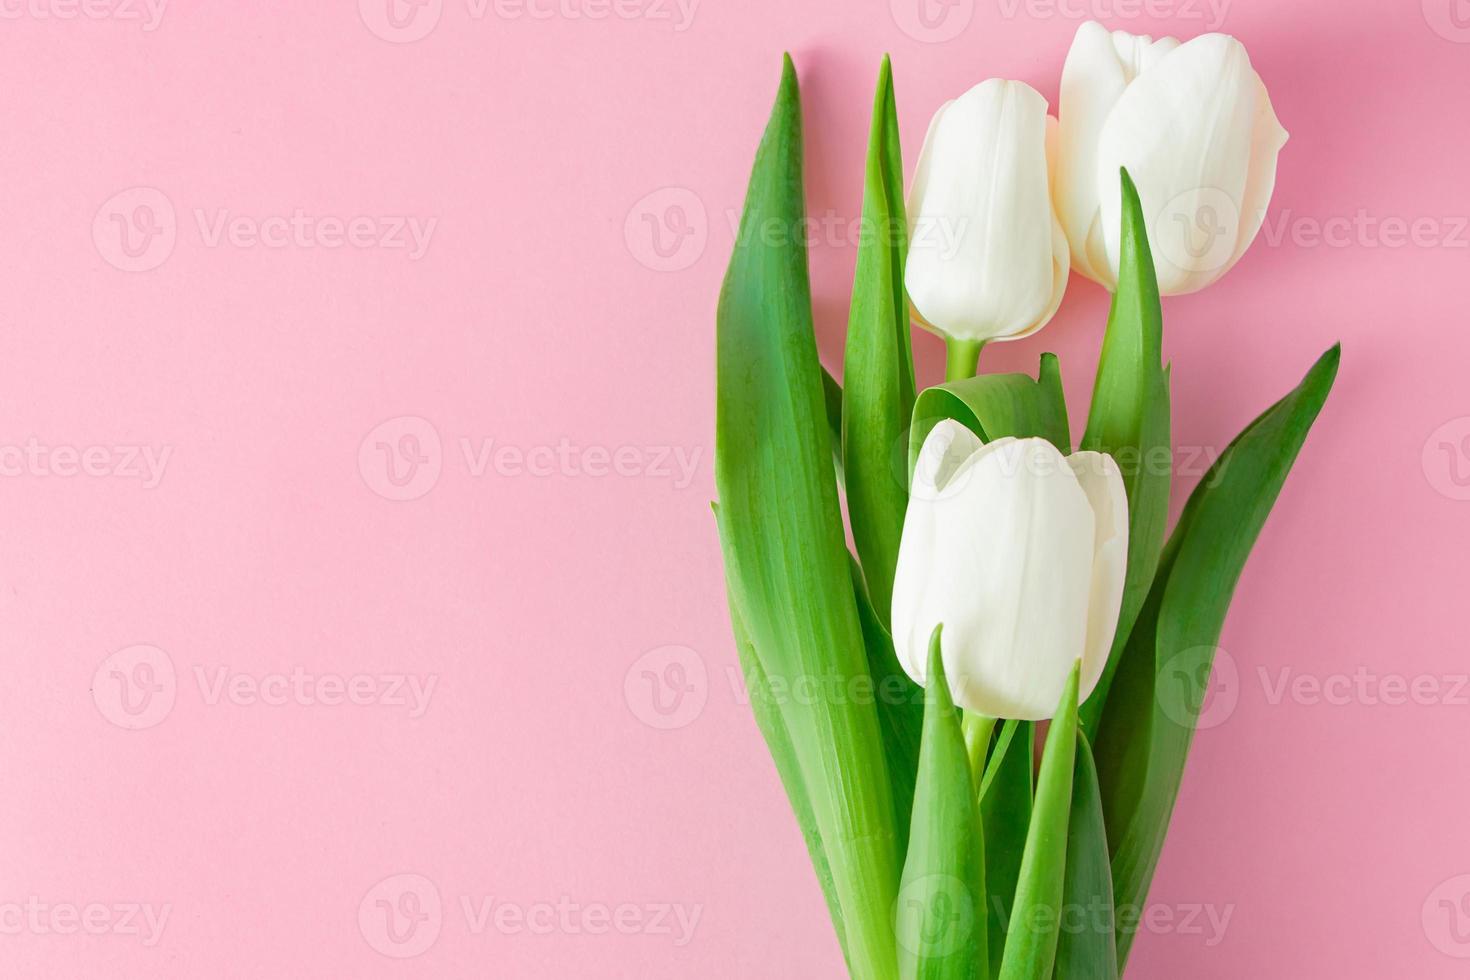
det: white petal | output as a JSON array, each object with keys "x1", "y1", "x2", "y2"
[
  {"x1": 1109, "y1": 27, "x2": 1180, "y2": 81},
  {"x1": 998, "y1": 117, "x2": 1071, "y2": 346},
  {"x1": 1095, "y1": 33, "x2": 1260, "y2": 295},
  {"x1": 1225, "y1": 75, "x2": 1289, "y2": 274},
  {"x1": 893, "y1": 437, "x2": 1096, "y2": 719},
  {"x1": 1055, "y1": 21, "x2": 1127, "y2": 287},
  {"x1": 1053, "y1": 24, "x2": 1180, "y2": 287},
  {"x1": 910, "y1": 418, "x2": 985, "y2": 502},
  {"x1": 905, "y1": 79, "x2": 1061, "y2": 342},
  {"x1": 1063, "y1": 452, "x2": 1129, "y2": 702},
  {"x1": 893, "y1": 422, "x2": 994, "y2": 684}
]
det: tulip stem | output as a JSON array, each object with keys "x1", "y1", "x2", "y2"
[
  {"x1": 961, "y1": 711, "x2": 997, "y2": 783},
  {"x1": 945, "y1": 339, "x2": 984, "y2": 381}
]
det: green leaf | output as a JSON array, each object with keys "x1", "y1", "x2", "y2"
[
  {"x1": 1077, "y1": 169, "x2": 1171, "y2": 739},
  {"x1": 851, "y1": 557, "x2": 924, "y2": 857},
  {"x1": 910, "y1": 354, "x2": 1070, "y2": 475},
  {"x1": 1095, "y1": 344, "x2": 1340, "y2": 969},
  {"x1": 999, "y1": 665, "x2": 1079, "y2": 980},
  {"x1": 843, "y1": 54, "x2": 915, "y2": 628},
  {"x1": 896, "y1": 626, "x2": 987, "y2": 980},
  {"x1": 722, "y1": 569, "x2": 849, "y2": 967},
  {"x1": 1051, "y1": 732, "x2": 1117, "y2": 980},
  {"x1": 979, "y1": 720, "x2": 1034, "y2": 980},
  {"x1": 823, "y1": 366, "x2": 845, "y2": 466},
  {"x1": 714, "y1": 55, "x2": 900, "y2": 978}
]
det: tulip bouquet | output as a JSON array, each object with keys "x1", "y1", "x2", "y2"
[{"x1": 713, "y1": 22, "x2": 1337, "y2": 980}]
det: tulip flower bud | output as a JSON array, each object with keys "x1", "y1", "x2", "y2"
[
  {"x1": 1052, "y1": 21, "x2": 1288, "y2": 295},
  {"x1": 891, "y1": 422, "x2": 1128, "y2": 720},
  {"x1": 905, "y1": 79, "x2": 1070, "y2": 348}
]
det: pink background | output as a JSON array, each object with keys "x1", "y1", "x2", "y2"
[{"x1": 0, "y1": 0, "x2": 1467, "y2": 977}]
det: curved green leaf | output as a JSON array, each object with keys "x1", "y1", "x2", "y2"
[
  {"x1": 979, "y1": 719, "x2": 1034, "y2": 980},
  {"x1": 999, "y1": 666, "x2": 1080, "y2": 980},
  {"x1": 844, "y1": 55, "x2": 915, "y2": 627},
  {"x1": 823, "y1": 366, "x2": 844, "y2": 482},
  {"x1": 909, "y1": 354, "x2": 1070, "y2": 476},
  {"x1": 897, "y1": 626, "x2": 986, "y2": 980},
  {"x1": 1078, "y1": 169, "x2": 1171, "y2": 738},
  {"x1": 721, "y1": 570, "x2": 848, "y2": 967},
  {"x1": 852, "y1": 557, "x2": 924, "y2": 857},
  {"x1": 1095, "y1": 344, "x2": 1340, "y2": 969},
  {"x1": 714, "y1": 55, "x2": 899, "y2": 977},
  {"x1": 1051, "y1": 732, "x2": 1117, "y2": 980}
]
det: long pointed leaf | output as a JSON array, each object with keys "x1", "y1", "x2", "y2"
[
  {"x1": 722, "y1": 571, "x2": 848, "y2": 968},
  {"x1": 824, "y1": 366, "x2": 845, "y2": 481},
  {"x1": 844, "y1": 54, "x2": 915, "y2": 628},
  {"x1": 1078, "y1": 169, "x2": 1171, "y2": 738},
  {"x1": 714, "y1": 55, "x2": 899, "y2": 977},
  {"x1": 896, "y1": 626, "x2": 987, "y2": 980},
  {"x1": 979, "y1": 719, "x2": 1034, "y2": 980},
  {"x1": 999, "y1": 665, "x2": 1080, "y2": 980},
  {"x1": 852, "y1": 557, "x2": 924, "y2": 856},
  {"x1": 1051, "y1": 732, "x2": 1117, "y2": 980},
  {"x1": 1095, "y1": 344, "x2": 1340, "y2": 968}
]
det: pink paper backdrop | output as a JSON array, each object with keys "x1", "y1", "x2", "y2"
[{"x1": 0, "y1": 1, "x2": 1466, "y2": 977}]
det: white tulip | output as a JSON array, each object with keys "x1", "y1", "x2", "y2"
[
  {"x1": 1053, "y1": 21, "x2": 1288, "y2": 295},
  {"x1": 891, "y1": 422, "x2": 1128, "y2": 720},
  {"x1": 905, "y1": 79, "x2": 1069, "y2": 346}
]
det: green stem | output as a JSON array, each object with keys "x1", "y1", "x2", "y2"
[
  {"x1": 945, "y1": 338, "x2": 984, "y2": 382},
  {"x1": 962, "y1": 712, "x2": 998, "y2": 784}
]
